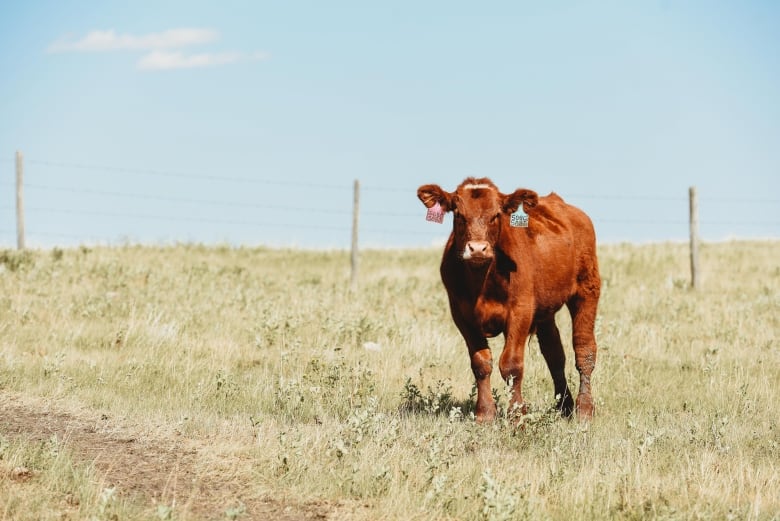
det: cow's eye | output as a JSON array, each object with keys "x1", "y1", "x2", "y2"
[{"x1": 490, "y1": 213, "x2": 500, "y2": 223}]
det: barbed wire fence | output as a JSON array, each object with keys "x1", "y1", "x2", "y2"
[{"x1": 3, "y1": 152, "x2": 778, "y2": 288}]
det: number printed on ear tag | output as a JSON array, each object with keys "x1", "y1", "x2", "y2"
[
  {"x1": 510, "y1": 203, "x2": 528, "y2": 228},
  {"x1": 426, "y1": 202, "x2": 444, "y2": 224}
]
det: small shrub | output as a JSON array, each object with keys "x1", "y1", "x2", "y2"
[
  {"x1": 400, "y1": 378, "x2": 457, "y2": 415},
  {"x1": 480, "y1": 469, "x2": 528, "y2": 521}
]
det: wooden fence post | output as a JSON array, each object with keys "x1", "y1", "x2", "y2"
[
  {"x1": 350, "y1": 179, "x2": 360, "y2": 291},
  {"x1": 16, "y1": 150, "x2": 25, "y2": 250},
  {"x1": 689, "y1": 186, "x2": 699, "y2": 290}
]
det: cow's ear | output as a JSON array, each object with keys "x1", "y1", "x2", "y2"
[
  {"x1": 502, "y1": 189, "x2": 538, "y2": 214},
  {"x1": 417, "y1": 184, "x2": 454, "y2": 212}
]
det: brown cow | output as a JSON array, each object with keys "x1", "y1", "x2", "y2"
[{"x1": 417, "y1": 177, "x2": 600, "y2": 422}]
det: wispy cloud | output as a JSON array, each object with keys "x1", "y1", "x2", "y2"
[
  {"x1": 47, "y1": 28, "x2": 269, "y2": 71},
  {"x1": 137, "y1": 50, "x2": 269, "y2": 71},
  {"x1": 47, "y1": 28, "x2": 218, "y2": 53}
]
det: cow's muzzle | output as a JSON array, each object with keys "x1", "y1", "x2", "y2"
[{"x1": 462, "y1": 240, "x2": 493, "y2": 265}]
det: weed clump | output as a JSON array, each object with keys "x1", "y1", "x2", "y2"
[{"x1": 0, "y1": 249, "x2": 34, "y2": 271}]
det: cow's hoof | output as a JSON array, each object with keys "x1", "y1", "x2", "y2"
[
  {"x1": 576, "y1": 394, "x2": 595, "y2": 420},
  {"x1": 557, "y1": 393, "x2": 575, "y2": 418},
  {"x1": 475, "y1": 405, "x2": 497, "y2": 424}
]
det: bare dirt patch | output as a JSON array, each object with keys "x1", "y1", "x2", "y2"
[{"x1": 0, "y1": 392, "x2": 332, "y2": 520}]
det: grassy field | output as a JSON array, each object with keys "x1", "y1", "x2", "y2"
[{"x1": 0, "y1": 240, "x2": 778, "y2": 520}]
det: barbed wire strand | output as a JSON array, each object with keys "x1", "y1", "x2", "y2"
[
  {"x1": 24, "y1": 159, "x2": 349, "y2": 191},
  {"x1": 21, "y1": 183, "x2": 353, "y2": 215}
]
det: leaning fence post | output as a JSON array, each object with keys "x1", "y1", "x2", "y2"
[
  {"x1": 350, "y1": 179, "x2": 360, "y2": 291},
  {"x1": 689, "y1": 186, "x2": 699, "y2": 290},
  {"x1": 16, "y1": 150, "x2": 25, "y2": 250}
]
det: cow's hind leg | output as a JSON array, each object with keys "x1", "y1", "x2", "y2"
[
  {"x1": 536, "y1": 317, "x2": 574, "y2": 417},
  {"x1": 567, "y1": 295, "x2": 599, "y2": 420}
]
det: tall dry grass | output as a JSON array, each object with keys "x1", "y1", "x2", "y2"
[{"x1": 1, "y1": 241, "x2": 778, "y2": 520}]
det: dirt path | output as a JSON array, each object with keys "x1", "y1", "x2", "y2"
[{"x1": 0, "y1": 392, "x2": 332, "y2": 520}]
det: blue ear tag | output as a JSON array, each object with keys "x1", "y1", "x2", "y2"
[{"x1": 510, "y1": 203, "x2": 528, "y2": 228}]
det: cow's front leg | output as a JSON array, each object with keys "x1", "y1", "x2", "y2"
[
  {"x1": 498, "y1": 316, "x2": 532, "y2": 418},
  {"x1": 468, "y1": 343, "x2": 496, "y2": 423},
  {"x1": 452, "y1": 307, "x2": 496, "y2": 423}
]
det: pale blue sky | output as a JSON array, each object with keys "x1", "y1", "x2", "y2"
[{"x1": 1, "y1": 1, "x2": 778, "y2": 249}]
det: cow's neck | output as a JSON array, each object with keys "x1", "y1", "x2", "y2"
[
  {"x1": 464, "y1": 262, "x2": 493, "y2": 295},
  {"x1": 450, "y1": 254, "x2": 508, "y2": 301}
]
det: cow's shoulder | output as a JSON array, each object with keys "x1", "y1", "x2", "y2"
[
  {"x1": 536, "y1": 191, "x2": 569, "y2": 212},
  {"x1": 543, "y1": 191, "x2": 565, "y2": 203},
  {"x1": 530, "y1": 192, "x2": 592, "y2": 233},
  {"x1": 522, "y1": 192, "x2": 571, "y2": 234}
]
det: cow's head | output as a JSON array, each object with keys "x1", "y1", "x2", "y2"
[{"x1": 417, "y1": 177, "x2": 538, "y2": 266}]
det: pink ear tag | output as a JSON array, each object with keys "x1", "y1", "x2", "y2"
[
  {"x1": 510, "y1": 203, "x2": 528, "y2": 228},
  {"x1": 426, "y1": 202, "x2": 444, "y2": 224}
]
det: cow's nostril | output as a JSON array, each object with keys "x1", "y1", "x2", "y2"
[{"x1": 467, "y1": 241, "x2": 489, "y2": 255}]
